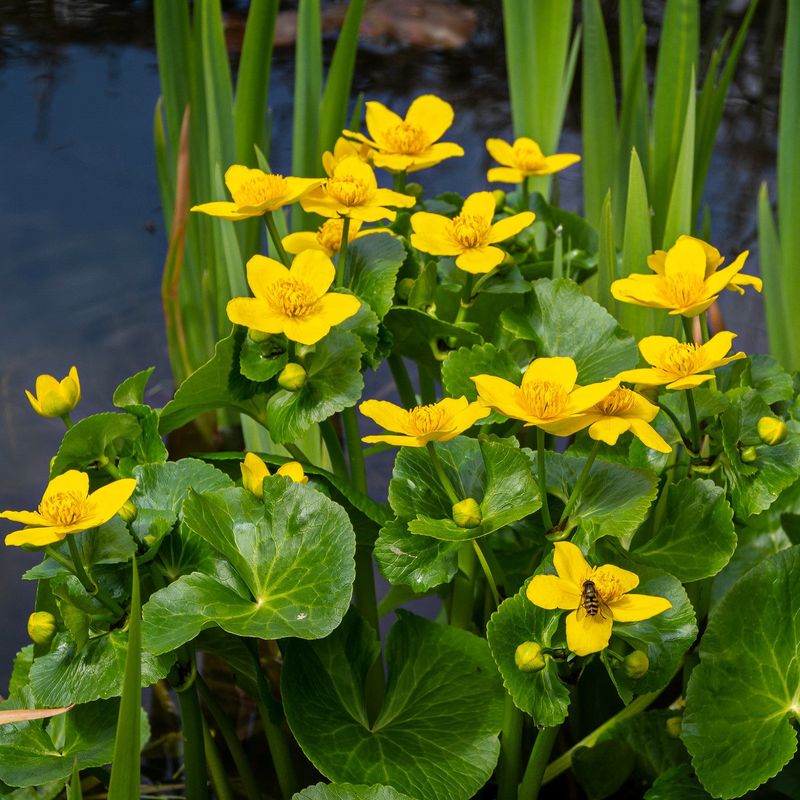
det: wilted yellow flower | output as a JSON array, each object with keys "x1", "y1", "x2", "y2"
[
  {"x1": 282, "y1": 218, "x2": 389, "y2": 258},
  {"x1": 616, "y1": 332, "x2": 746, "y2": 390},
  {"x1": 471, "y1": 356, "x2": 617, "y2": 433},
  {"x1": 1, "y1": 470, "x2": 137, "y2": 548},
  {"x1": 322, "y1": 136, "x2": 372, "y2": 176},
  {"x1": 648, "y1": 235, "x2": 761, "y2": 296},
  {"x1": 486, "y1": 137, "x2": 581, "y2": 183},
  {"x1": 191, "y1": 165, "x2": 322, "y2": 220},
  {"x1": 359, "y1": 396, "x2": 489, "y2": 447},
  {"x1": 241, "y1": 453, "x2": 308, "y2": 498},
  {"x1": 301, "y1": 157, "x2": 416, "y2": 222},
  {"x1": 226, "y1": 250, "x2": 360, "y2": 346},
  {"x1": 410, "y1": 191, "x2": 535, "y2": 274},
  {"x1": 611, "y1": 237, "x2": 753, "y2": 317},
  {"x1": 546, "y1": 387, "x2": 672, "y2": 453},
  {"x1": 344, "y1": 94, "x2": 464, "y2": 173},
  {"x1": 26, "y1": 367, "x2": 80, "y2": 419},
  {"x1": 527, "y1": 541, "x2": 671, "y2": 656}
]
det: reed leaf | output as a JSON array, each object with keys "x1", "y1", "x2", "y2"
[
  {"x1": 662, "y1": 77, "x2": 696, "y2": 248},
  {"x1": 758, "y1": 184, "x2": 790, "y2": 366}
]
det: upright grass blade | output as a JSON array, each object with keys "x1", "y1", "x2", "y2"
[
  {"x1": 596, "y1": 190, "x2": 616, "y2": 315},
  {"x1": 758, "y1": 184, "x2": 790, "y2": 365},
  {"x1": 650, "y1": 0, "x2": 699, "y2": 244},
  {"x1": 662, "y1": 78, "x2": 696, "y2": 248},
  {"x1": 581, "y1": 0, "x2": 617, "y2": 227},
  {"x1": 67, "y1": 760, "x2": 83, "y2": 800},
  {"x1": 107, "y1": 559, "x2": 142, "y2": 800}
]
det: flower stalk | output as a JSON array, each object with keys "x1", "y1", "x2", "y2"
[
  {"x1": 519, "y1": 725, "x2": 561, "y2": 800},
  {"x1": 265, "y1": 212, "x2": 291, "y2": 266},
  {"x1": 558, "y1": 439, "x2": 601, "y2": 525},
  {"x1": 336, "y1": 215, "x2": 352, "y2": 288},
  {"x1": 536, "y1": 428, "x2": 553, "y2": 532}
]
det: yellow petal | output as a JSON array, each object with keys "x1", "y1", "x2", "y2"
[
  {"x1": 672, "y1": 298, "x2": 716, "y2": 318},
  {"x1": 664, "y1": 236, "x2": 707, "y2": 280},
  {"x1": 347, "y1": 205, "x2": 398, "y2": 223},
  {"x1": 370, "y1": 153, "x2": 418, "y2": 172},
  {"x1": 35, "y1": 373, "x2": 59, "y2": 400},
  {"x1": 485, "y1": 138, "x2": 515, "y2": 167},
  {"x1": 0, "y1": 509, "x2": 48, "y2": 525},
  {"x1": 702, "y1": 255, "x2": 748, "y2": 297},
  {"x1": 283, "y1": 176, "x2": 325, "y2": 204},
  {"x1": 361, "y1": 433, "x2": 427, "y2": 447},
  {"x1": 665, "y1": 374, "x2": 715, "y2": 390},
  {"x1": 455, "y1": 246, "x2": 504, "y2": 274},
  {"x1": 315, "y1": 292, "x2": 361, "y2": 327},
  {"x1": 588, "y1": 416, "x2": 631, "y2": 446},
  {"x1": 404, "y1": 141, "x2": 464, "y2": 171},
  {"x1": 84, "y1": 479, "x2": 138, "y2": 526},
  {"x1": 553, "y1": 541, "x2": 590, "y2": 588},
  {"x1": 698, "y1": 331, "x2": 737, "y2": 366},
  {"x1": 223, "y1": 164, "x2": 252, "y2": 197},
  {"x1": 25, "y1": 389, "x2": 42, "y2": 415},
  {"x1": 334, "y1": 156, "x2": 378, "y2": 191},
  {"x1": 615, "y1": 367, "x2": 673, "y2": 386},
  {"x1": 647, "y1": 250, "x2": 667, "y2": 274},
  {"x1": 226, "y1": 298, "x2": 284, "y2": 333},
  {"x1": 526, "y1": 574, "x2": 581, "y2": 611},
  {"x1": 448, "y1": 401, "x2": 491, "y2": 434},
  {"x1": 488, "y1": 212, "x2": 536, "y2": 244},
  {"x1": 5, "y1": 526, "x2": 69, "y2": 547},
  {"x1": 729, "y1": 269, "x2": 762, "y2": 292},
  {"x1": 610, "y1": 592, "x2": 671, "y2": 622},
  {"x1": 625, "y1": 391, "x2": 660, "y2": 422},
  {"x1": 290, "y1": 250, "x2": 336, "y2": 298},
  {"x1": 461, "y1": 191, "x2": 496, "y2": 222},
  {"x1": 540, "y1": 413, "x2": 597, "y2": 437},
  {"x1": 539, "y1": 153, "x2": 581, "y2": 174},
  {"x1": 405, "y1": 94, "x2": 455, "y2": 142},
  {"x1": 283, "y1": 231, "x2": 328, "y2": 256},
  {"x1": 359, "y1": 399, "x2": 411, "y2": 434},
  {"x1": 190, "y1": 201, "x2": 255, "y2": 220},
  {"x1": 638, "y1": 335, "x2": 680, "y2": 367},
  {"x1": 300, "y1": 190, "x2": 346, "y2": 219},
  {"x1": 43, "y1": 471, "x2": 89, "y2": 504},
  {"x1": 276, "y1": 461, "x2": 308, "y2": 484},
  {"x1": 522, "y1": 357, "x2": 578, "y2": 392},
  {"x1": 565, "y1": 380, "x2": 619, "y2": 415},
  {"x1": 241, "y1": 452, "x2": 270, "y2": 497},
  {"x1": 487, "y1": 166, "x2": 525, "y2": 184},
  {"x1": 411, "y1": 212, "x2": 461, "y2": 255},
  {"x1": 371, "y1": 188, "x2": 417, "y2": 209},
  {"x1": 611, "y1": 274, "x2": 673, "y2": 309},
  {"x1": 595, "y1": 564, "x2": 639, "y2": 594},
  {"x1": 515, "y1": 138, "x2": 543, "y2": 159},
  {"x1": 471, "y1": 375, "x2": 531, "y2": 420},
  {"x1": 627, "y1": 418, "x2": 673, "y2": 453},
  {"x1": 247, "y1": 254, "x2": 289, "y2": 298},
  {"x1": 566, "y1": 609, "x2": 613, "y2": 656},
  {"x1": 63, "y1": 368, "x2": 80, "y2": 407},
  {"x1": 364, "y1": 101, "x2": 405, "y2": 145},
  {"x1": 283, "y1": 315, "x2": 334, "y2": 346}
]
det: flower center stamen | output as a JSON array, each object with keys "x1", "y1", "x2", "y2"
[
  {"x1": 316, "y1": 219, "x2": 347, "y2": 253},
  {"x1": 384, "y1": 122, "x2": 430, "y2": 154},
  {"x1": 408, "y1": 404, "x2": 448, "y2": 435},
  {"x1": 327, "y1": 176, "x2": 371, "y2": 207},
  {"x1": 521, "y1": 381, "x2": 569, "y2": 419},
  {"x1": 38, "y1": 491, "x2": 85, "y2": 526},
  {"x1": 231, "y1": 173, "x2": 288, "y2": 207},
  {"x1": 449, "y1": 214, "x2": 490, "y2": 249},
  {"x1": 597, "y1": 387, "x2": 636, "y2": 416},
  {"x1": 660, "y1": 342, "x2": 702, "y2": 376},
  {"x1": 513, "y1": 142, "x2": 546, "y2": 172},
  {"x1": 589, "y1": 569, "x2": 625, "y2": 604},
  {"x1": 266, "y1": 278, "x2": 318, "y2": 318},
  {"x1": 663, "y1": 272, "x2": 706, "y2": 308}
]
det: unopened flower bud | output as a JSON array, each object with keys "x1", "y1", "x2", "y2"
[
  {"x1": 27, "y1": 611, "x2": 57, "y2": 646},
  {"x1": 118, "y1": 500, "x2": 137, "y2": 523},
  {"x1": 665, "y1": 716, "x2": 683, "y2": 738},
  {"x1": 492, "y1": 190, "x2": 506, "y2": 212},
  {"x1": 248, "y1": 328, "x2": 271, "y2": 343},
  {"x1": 26, "y1": 367, "x2": 81, "y2": 419},
  {"x1": 143, "y1": 534, "x2": 157, "y2": 547},
  {"x1": 405, "y1": 182, "x2": 424, "y2": 199},
  {"x1": 757, "y1": 416, "x2": 787, "y2": 446},
  {"x1": 623, "y1": 650, "x2": 649, "y2": 679},
  {"x1": 452, "y1": 497, "x2": 482, "y2": 529},
  {"x1": 514, "y1": 641, "x2": 547, "y2": 673},
  {"x1": 396, "y1": 277, "x2": 415, "y2": 301},
  {"x1": 740, "y1": 445, "x2": 758, "y2": 463},
  {"x1": 278, "y1": 363, "x2": 307, "y2": 392}
]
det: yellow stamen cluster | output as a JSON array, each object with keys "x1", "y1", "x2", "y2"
[
  {"x1": 590, "y1": 570, "x2": 624, "y2": 604},
  {"x1": 230, "y1": 173, "x2": 288, "y2": 207},
  {"x1": 265, "y1": 279, "x2": 317, "y2": 318},
  {"x1": 383, "y1": 122, "x2": 431, "y2": 154},
  {"x1": 450, "y1": 214, "x2": 491, "y2": 248},
  {"x1": 38, "y1": 491, "x2": 85, "y2": 526},
  {"x1": 327, "y1": 176, "x2": 371, "y2": 207},
  {"x1": 407, "y1": 404, "x2": 448, "y2": 435},
  {"x1": 511, "y1": 140, "x2": 546, "y2": 172},
  {"x1": 520, "y1": 381, "x2": 569, "y2": 419},
  {"x1": 596, "y1": 387, "x2": 636, "y2": 416},
  {"x1": 316, "y1": 219, "x2": 347, "y2": 253},
  {"x1": 663, "y1": 273, "x2": 706, "y2": 308},
  {"x1": 660, "y1": 342, "x2": 703, "y2": 376}
]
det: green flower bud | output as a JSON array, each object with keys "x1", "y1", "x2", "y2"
[
  {"x1": 665, "y1": 715, "x2": 683, "y2": 738},
  {"x1": 757, "y1": 416, "x2": 787, "y2": 446},
  {"x1": 27, "y1": 611, "x2": 57, "y2": 646},
  {"x1": 143, "y1": 534, "x2": 157, "y2": 547},
  {"x1": 740, "y1": 445, "x2": 758, "y2": 463},
  {"x1": 405, "y1": 182, "x2": 424, "y2": 199},
  {"x1": 492, "y1": 189, "x2": 506, "y2": 212},
  {"x1": 248, "y1": 328, "x2": 271, "y2": 343},
  {"x1": 277, "y1": 363, "x2": 307, "y2": 392},
  {"x1": 118, "y1": 500, "x2": 137, "y2": 523},
  {"x1": 514, "y1": 642, "x2": 547, "y2": 673},
  {"x1": 452, "y1": 497, "x2": 482, "y2": 529},
  {"x1": 396, "y1": 277, "x2": 415, "y2": 301},
  {"x1": 623, "y1": 650, "x2": 649, "y2": 679}
]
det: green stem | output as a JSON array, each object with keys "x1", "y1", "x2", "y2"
[
  {"x1": 342, "y1": 407, "x2": 367, "y2": 493},
  {"x1": 655, "y1": 400, "x2": 690, "y2": 446},
  {"x1": 354, "y1": 546, "x2": 385, "y2": 724},
  {"x1": 336, "y1": 216, "x2": 351, "y2": 288},
  {"x1": 202, "y1": 717, "x2": 234, "y2": 800},
  {"x1": 426, "y1": 442, "x2": 460, "y2": 505},
  {"x1": 387, "y1": 353, "x2": 417, "y2": 408},
  {"x1": 64, "y1": 538, "x2": 124, "y2": 618},
  {"x1": 265, "y1": 212, "x2": 291, "y2": 266},
  {"x1": 559, "y1": 440, "x2": 600, "y2": 524},
  {"x1": 454, "y1": 275, "x2": 474, "y2": 326},
  {"x1": 98, "y1": 457, "x2": 123, "y2": 480},
  {"x1": 393, "y1": 171, "x2": 407, "y2": 192},
  {"x1": 321, "y1": 418, "x2": 350, "y2": 479},
  {"x1": 685, "y1": 389, "x2": 701, "y2": 454},
  {"x1": 418, "y1": 364, "x2": 437, "y2": 405},
  {"x1": 450, "y1": 542, "x2": 478, "y2": 629},
  {"x1": 473, "y1": 539, "x2": 500, "y2": 608},
  {"x1": 284, "y1": 443, "x2": 311, "y2": 464},
  {"x1": 518, "y1": 725, "x2": 560, "y2": 800},
  {"x1": 536, "y1": 428, "x2": 553, "y2": 532},
  {"x1": 471, "y1": 267, "x2": 498, "y2": 298},
  {"x1": 497, "y1": 694, "x2": 524, "y2": 800},
  {"x1": 175, "y1": 669, "x2": 210, "y2": 800},
  {"x1": 60, "y1": 414, "x2": 74, "y2": 429},
  {"x1": 541, "y1": 691, "x2": 659, "y2": 785},
  {"x1": 699, "y1": 313, "x2": 711, "y2": 344},
  {"x1": 522, "y1": 176, "x2": 531, "y2": 211},
  {"x1": 197, "y1": 675, "x2": 261, "y2": 800}
]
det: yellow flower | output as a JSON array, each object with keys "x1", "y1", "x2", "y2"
[
  {"x1": 300, "y1": 157, "x2": 416, "y2": 222},
  {"x1": 610, "y1": 236, "x2": 754, "y2": 317},
  {"x1": 191, "y1": 165, "x2": 322, "y2": 220},
  {"x1": 26, "y1": 366, "x2": 80, "y2": 419},
  {"x1": 471, "y1": 356, "x2": 618, "y2": 434},
  {"x1": 241, "y1": 453, "x2": 308, "y2": 498},
  {"x1": 486, "y1": 137, "x2": 581, "y2": 183},
  {"x1": 647, "y1": 235, "x2": 761, "y2": 296},
  {"x1": 410, "y1": 191, "x2": 535, "y2": 274},
  {"x1": 322, "y1": 136, "x2": 372, "y2": 176},
  {"x1": 544, "y1": 387, "x2": 672, "y2": 453},
  {"x1": 359, "y1": 396, "x2": 489, "y2": 447},
  {"x1": 282, "y1": 218, "x2": 389, "y2": 258},
  {"x1": 1, "y1": 470, "x2": 137, "y2": 548},
  {"x1": 616, "y1": 332, "x2": 746, "y2": 390},
  {"x1": 226, "y1": 250, "x2": 360, "y2": 346},
  {"x1": 343, "y1": 94, "x2": 464, "y2": 173},
  {"x1": 527, "y1": 541, "x2": 672, "y2": 656}
]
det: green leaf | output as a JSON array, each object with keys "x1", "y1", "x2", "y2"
[
  {"x1": 8, "y1": 648, "x2": 34, "y2": 697},
  {"x1": 390, "y1": 439, "x2": 539, "y2": 541},
  {"x1": 0, "y1": 700, "x2": 148, "y2": 788},
  {"x1": 349, "y1": 234, "x2": 407, "y2": 322},
  {"x1": 28, "y1": 630, "x2": 172, "y2": 707},
  {"x1": 645, "y1": 764, "x2": 711, "y2": 800},
  {"x1": 572, "y1": 740, "x2": 635, "y2": 800},
  {"x1": 142, "y1": 480, "x2": 355, "y2": 653},
  {"x1": 661, "y1": 76, "x2": 695, "y2": 248},
  {"x1": 542, "y1": 451, "x2": 658, "y2": 548},
  {"x1": 112, "y1": 368, "x2": 155, "y2": 408},
  {"x1": 239, "y1": 333, "x2": 288, "y2": 382},
  {"x1": 130, "y1": 458, "x2": 233, "y2": 544},
  {"x1": 629, "y1": 478, "x2": 736, "y2": 582},
  {"x1": 293, "y1": 784, "x2": 412, "y2": 800},
  {"x1": 374, "y1": 518, "x2": 461, "y2": 592},
  {"x1": 50, "y1": 413, "x2": 141, "y2": 477},
  {"x1": 683, "y1": 546, "x2": 800, "y2": 798},
  {"x1": 282, "y1": 610, "x2": 504, "y2": 800},
  {"x1": 486, "y1": 584, "x2": 570, "y2": 726},
  {"x1": 266, "y1": 330, "x2": 364, "y2": 443},
  {"x1": 501, "y1": 278, "x2": 637, "y2": 383}
]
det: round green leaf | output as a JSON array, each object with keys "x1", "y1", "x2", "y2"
[
  {"x1": 486, "y1": 585, "x2": 570, "y2": 727},
  {"x1": 142, "y1": 480, "x2": 356, "y2": 654},
  {"x1": 682, "y1": 546, "x2": 800, "y2": 798},
  {"x1": 441, "y1": 343, "x2": 521, "y2": 404},
  {"x1": 267, "y1": 330, "x2": 364, "y2": 443},
  {"x1": 644, "y1": 765, "x2": 711, "y2": 800},
  {"x1": 282, "y1": 610, "x2": 504, "y2": 800},
  {"x1": 629, "y1": 479, "x2": 737, "y2": 582},
  {"x1": 348, "y1": 233, "x2": 407, "y2": 321},
  {"x1": 239, "y1": 333, "x2": 288, "y2": 382},
  {"x1": 293, "y1": 783, "x2": 412, "y2": 800}
]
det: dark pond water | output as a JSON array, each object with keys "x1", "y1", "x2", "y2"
[{"x1": 0, "y1": 0, "x2": 781, "y2": 691}]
